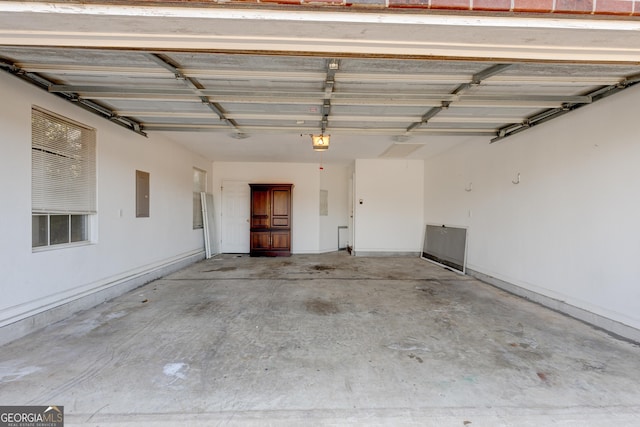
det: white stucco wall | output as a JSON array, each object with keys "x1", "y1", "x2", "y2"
[
  {"x1": 354, "y1": 159, "x2": 424, "y2": 254},
  {"x1": 424, "y1": 84, "x2": 640, "y2": 331},
  {"x1": 319, "y1": 164, "x2": 350, "y2": 252},
  {"x1": 0, "y1": 72, "x2": 211, "y2": 328}
]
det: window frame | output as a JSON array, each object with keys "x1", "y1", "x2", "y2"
[
  {"x1": 32, "y1": 214, "x2": 90, "y2": 249},
  {"x1": 31, "y1": 106, "x2": 96, "y2": 251}
]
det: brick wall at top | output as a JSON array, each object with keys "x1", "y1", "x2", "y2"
[
  {"x1": 54, "y1": 0, "x2": 640, "y2": 16},
  {"x1": 338, "y1": 0, "x2": 636, "y2": 16}
]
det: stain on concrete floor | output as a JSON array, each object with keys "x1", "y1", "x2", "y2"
[
  {"x1": 1, "y1": 252, "x2": 640, "y2": 426},
  {"x1": 201, "y1": 266, "x2": 237, "y2": 272},
  {"x1": 305, "y1": 299, "x2": 340, "y2": 315},
  {"x1": 311, "y1": 264, "x2": 335, "y2": 271}
]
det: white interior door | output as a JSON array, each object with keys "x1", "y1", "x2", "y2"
[{"x1": 221, "y1": 180, "x2": 250, "y2": 253}]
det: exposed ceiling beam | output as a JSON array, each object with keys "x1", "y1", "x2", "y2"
[
  {"x1": 143, "y1": 122, "x2": 495, "y2": 136},
  {"x1": 21, "y1": 63, "x2": 626, "y2": 86},
  {"x1": 321, "y1": 58, "x2": 340, "y2": 134},
  {"x1": 119, "y1": 111, "x2": 526, "y2": 124},
  {"x1": 16, "y1": 64, "x2": 170, "y2": 76},
  {"x1": 404, "y1": 63, "x2": 513, "y2": 135},
  {"x1": 25, "y1": 66, "x2": 324, "y2": 80},
  {"x1": 144, "y1": 53, "x2": 245, "y2": 136},
  {"x1": 78, "y1": 95, "x2": 585, "y2": 109},
  {"x1": 0, "y1": 58, "x2": 146, "y2": 136},
  {"x1": 491, "y1": 71, "x2": 640, "y2": 143},
  {"x1": 48, "y1": 84, "x2": 591, "y2": 108},
  {"x1": 446, "y1": 64, "x2": 514, "y2": 105},
  {"x1": 49, "y1": 85, "x2": 194, "y2": 95},
  {"x1": 485, "y1": 75, "x2": 622, "y2": 85}
]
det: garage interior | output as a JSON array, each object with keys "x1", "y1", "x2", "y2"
[{"x1": 2, "y1": 1, "x2": 640, "y2": 425}]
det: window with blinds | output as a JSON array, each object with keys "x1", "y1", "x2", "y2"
[
  {"x1": 193, "y1": 168, "x2": 206, "y2": 229},
  {"x1": 32, "y1": 107, "x2": 96, "y2": 248}
]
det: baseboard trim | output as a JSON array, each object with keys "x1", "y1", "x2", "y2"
[
  {"x1": 467, "y1": 268, "x2": 640, "y2": 344},
  {"x1": 0, "y1": 251, "x2": 205, "y2": 346}
]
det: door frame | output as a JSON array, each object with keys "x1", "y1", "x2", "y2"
[{"x1": 220, "y1": 180, "x2": 251, "y2": 253}]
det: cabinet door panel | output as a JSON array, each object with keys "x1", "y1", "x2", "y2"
[
  {"x1": 251, "y1": 231, "x2": 271, "y2": 251},
  {"x1": 272, "y1": 217, "x2": 289, "y2": 227},
  {"x1": 271, "y1": 231, "x2": 290, "y2": 250},
  {"x1": 272, "y1": 190, "x2": 290, "y2": 216},
  {"x1": 271, "y1": 189, "x2": 290, "y2": 228},
  {"x1": 251, "y1": 188, "x2": 270, "y2": 228}
]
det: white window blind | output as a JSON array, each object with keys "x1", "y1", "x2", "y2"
[{"x1": 32, "y1": 108, "x2": 96, "y2": 214}]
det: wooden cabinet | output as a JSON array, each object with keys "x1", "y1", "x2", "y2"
[{"x1": 249, "y1": 184, "x2": 292, "y2": 256}]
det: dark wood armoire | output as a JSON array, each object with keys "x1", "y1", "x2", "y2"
[{"x1": 249, "y1": 184, "x2": 293, "y2": 257}]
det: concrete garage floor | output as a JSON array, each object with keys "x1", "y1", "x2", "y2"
[{"x1": 1, "y1": 253, "x2": 640, "y2": 426}]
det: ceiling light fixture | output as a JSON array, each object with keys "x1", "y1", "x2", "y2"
[
  {"x1": 311, "y1": 134, "x2": 330, "y2": 151},
  {"x1": 230, "y1": 132, "x2": 249, "y2": 139}
]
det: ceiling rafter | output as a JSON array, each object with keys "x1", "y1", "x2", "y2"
[
  {"x1": 404, "y1": 63, "x2": 513, "y2": 136},
  {"x1": 144, "y1": 53, "x2": 245, "y2": 137},
  {"x1": 141, "y1": 122, "x2": 495, "y2": 135},
  {"x1": 492, "y1": 71, "x2": 640, "y2": 143},
  {"x1": 0, "y1": 57, "x2": 146, "y2": 136},
  {"x1": 121, "y1": 111, "x2": 526, "y2": 124},
  {"x1": 321, "y1": 58, "x2": 340, "y2": 134},
  {"x1": 47, "y1": 84, "x2": 593, "y2": 107},
  {"x1": 54, "y1": 92, "x2": 575, "y2": 108},
  {"x1": 17, "y1": 63, "x2": 628, "y2": 86}
]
